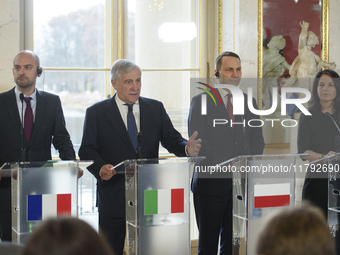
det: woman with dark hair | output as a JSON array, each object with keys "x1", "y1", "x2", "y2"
[
  {"x1": 298, "y1": 69, "x2": 340, "y2": 216},
  {"x1": 21, "y1": 217, "x2": 115, "y2": 255}
]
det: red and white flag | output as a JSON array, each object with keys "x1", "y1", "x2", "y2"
[{"x1": 254, "y1": 183, "x2": 290, "y2": 208}]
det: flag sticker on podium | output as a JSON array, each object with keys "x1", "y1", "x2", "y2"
[
  {"x1": 254, "y1": 183, "x2": 290, "y2": 208},
  {"x1": 144, "y1": 188, "x2": 184, "y2": 215},
  {"x1": 27, "y1": 194, "x2": 72, "y2": 221}
]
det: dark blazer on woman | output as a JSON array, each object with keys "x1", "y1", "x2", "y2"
[{"x1": 299, "y1": 111, "x2": 340, "y2": 216}]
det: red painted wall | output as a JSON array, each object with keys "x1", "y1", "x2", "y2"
[{"x1": 263, "y1": 0, "x2": 322, "y2": 69}]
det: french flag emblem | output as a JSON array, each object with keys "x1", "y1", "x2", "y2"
[{"x1": 27, "y1": 194, "x2": 72, "y2": 221}]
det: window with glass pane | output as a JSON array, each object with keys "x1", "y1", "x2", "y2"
[
  {"x1": 33, "y1": 0, "x2": 108, "y2": 214},
  {"x1": 33, "y1": 0, "x2": 107, "y2": 155},
  {"x1": 127, "y1": 0, "x2": 200, "y2": 155},
  {"x1": 31, "y1": 0, "x2": 201, "y2": 212}
]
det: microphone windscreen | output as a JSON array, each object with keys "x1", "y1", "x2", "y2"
[{"x1": 20, "y1": 93, "x2": 24, "y2": 101}]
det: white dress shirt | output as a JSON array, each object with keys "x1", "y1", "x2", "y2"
[
  {"x1": 15, "y1": 87, "x2": 37, "y2": 126},
  {"x1": 115, "y1": 94, "x2": 140, "y2": 132},
  {"x1": 218, "y1": 88, "x2": 233, "y2": 107}
]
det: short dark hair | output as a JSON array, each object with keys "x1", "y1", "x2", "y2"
[
  {"x1": 309, "y1": 69, "x2": 340, "y2": 113},
  {"x1": 215, "y1": 51, "x2": 240, "y2": 71}
]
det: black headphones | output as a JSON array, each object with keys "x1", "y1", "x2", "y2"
[
  {"x1": 37, "y1": 67, "x2": 42, "y2": 76},
  {"x1": 214, "y1": 71, "x2": 219, "y2": 78}
]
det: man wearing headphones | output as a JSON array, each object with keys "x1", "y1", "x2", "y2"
[
  {"x1": 188, "y1": 51, "x2": 265, "y2": 254},
  {"x1": 0, "y1": 50, "x2": 76, "y2": 241}
]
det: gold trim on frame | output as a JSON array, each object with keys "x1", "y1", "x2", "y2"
[
  {"x1": 43, "y1": 68, "x2": 199, "y2": 72},
  {"x1": 218, "y1": 0, "x2": 236, "y2": 53},
  {"x1": 110, "y1": 0, "x2": 114, "y2": 62},
  {"x1": 118, "y1": 0, "x2": 122, "y2": 59},
  {"x1": 43, "y1": 68, "x2": 111, "y2": 72},
  {"x1": 233, "y1": 0, "x2": 235, "y2": 52},
  {"x1": 322, "y1": 0, "x2": 329, "y2": 62},
  {"x1": 141, "y1": 68, "x2": 200, "y2": 72},
  {"x1": 200, "y1": 0, "x2": 202, "y2": 78},
  {"x1": 265, "y1": 143, "x2": 290, "y2": 149},
  {"x1": 258, "y1": 0, "x2": 263, "y2": 110},
  {"x1": 218, "y1": 0, "x2": 222, "y2": 54}
]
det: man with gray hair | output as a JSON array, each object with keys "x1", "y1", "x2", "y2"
[{"x1": 79, "y1": 59, "x2": 201, "y2": 255}]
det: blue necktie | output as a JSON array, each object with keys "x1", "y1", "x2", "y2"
[{"x1": 126, "y1": 103, "x2": 138, "y2": 152}]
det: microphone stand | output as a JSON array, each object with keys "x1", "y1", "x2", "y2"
[
  {"x1": 128, "y1": 106, "x2": 142, "y2": 159},
  {"x1": 137, "y1": 132, "x2": 142, "y2": 159},
  {"x1": 326, "y1": 112, "x2": 340, "y2": 133},
  {"x1": 241, "y1": 114, "x2": 250, "y2": 155},
  {"x1": 19, "y1": 93, "x2": 26, "y2": 162}
]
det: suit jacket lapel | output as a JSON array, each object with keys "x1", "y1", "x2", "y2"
[
  {"x1": 5, "y1": 88, "x2": 22, "y2": 137},
  {"x1": 139, "y1": 97, "x2": 152, "y2": 143},
  {"x1": 105, "y1": 95, "x2": 136, "y2": 153}
]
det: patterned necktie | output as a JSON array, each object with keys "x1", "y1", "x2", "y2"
[
  {"x1": 24, "y1": 97, "x2": 33, "y2": 144},
  {"x1": 227, "y1": 94, "x2": 235, "y2": 130},
  {"x1": 126, "y1": 103, "x2": 138, "y2": 152}
]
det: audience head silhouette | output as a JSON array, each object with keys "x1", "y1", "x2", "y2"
[
  {"x1": 21, "y1": 217, "x2": 115, "y2": 255},
  {"x1": 256, "y1": 205, "x2": 335, "y2": 255}
]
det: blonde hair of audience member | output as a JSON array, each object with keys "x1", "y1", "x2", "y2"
[
  {"x1": 21, "y1": 217, "x2": 115, "y2": 255},
  {"x1": 256, "y1": 205, "x2": 335, "y2": 255}
]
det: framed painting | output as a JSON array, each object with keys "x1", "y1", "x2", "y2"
[{"x1": 258, "y1": 0, "x2": 328, "y2": 148}]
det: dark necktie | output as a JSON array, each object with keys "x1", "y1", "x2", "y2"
[
  {"x1": 24, "y1": 97, "x2": 33, "y2": 144},
  {"x1": 227, "y1": 94, "x2": 235, "y2": 130},
  {"x1": 126, "y1": 103, "x2": 138, "y2": 152}
]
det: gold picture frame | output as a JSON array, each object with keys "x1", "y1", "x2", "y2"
[
  {"x1": 258, "y1": 0, "x2": 329, "y2": 149},
  {"x1": 258, "y1": 0, "x2": 329, "y2": 102}
]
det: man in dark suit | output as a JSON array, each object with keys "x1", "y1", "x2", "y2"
[
  {"x1": 0, "y1": 50, "x2": 76, "y2": 241},
  {"x1": 188, "y1": 52, "x2": 265, "y2": 255},
  {"x1": 78, "y1": 59, "x2": 201, "y2": 255}
]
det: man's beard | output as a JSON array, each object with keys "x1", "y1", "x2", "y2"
[{"x1": 16, "y1": 76, "x2": 34, "y2": 89}]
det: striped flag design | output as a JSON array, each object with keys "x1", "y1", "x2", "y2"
[
  {"x1": 144, "y1": 188, "x2": 184, "y2": 215},
  {"x1": 254, "y1": 183, "x2": 290, "y2": 208},
  {"x1": 27, "y1": 194, "x2": 72, "y2": 221}
]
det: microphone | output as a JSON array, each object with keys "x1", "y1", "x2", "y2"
[
  {"x1": 128, "y1": 106, "x2": 142, "y2": 158},
  {"x1": 326, "y1": 112, "x2": 340, "y2": 133},
  {"x1": 19, "y1": 93, "x2": 26, "y2": 162},
  {"x1": 137, "y1": 132, "x2": 142, "y2": 159},
  {"x1": 241, "y1": 114, "x2": 250, "y2": 155}
]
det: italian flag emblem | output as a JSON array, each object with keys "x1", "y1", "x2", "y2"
[{"x1": 144, "y1": 188, "x2": 184, "y2": 215}]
